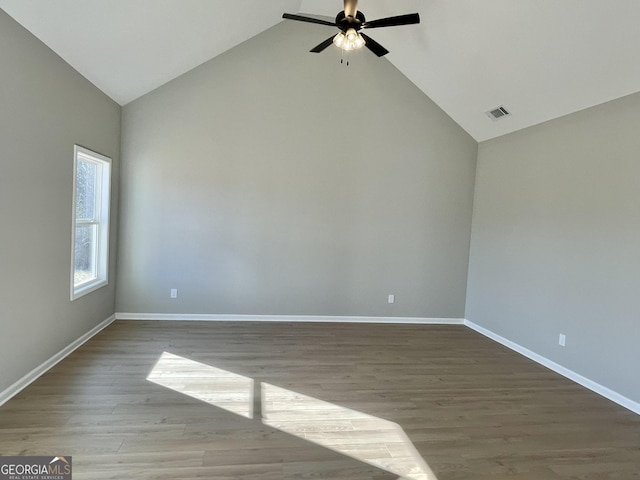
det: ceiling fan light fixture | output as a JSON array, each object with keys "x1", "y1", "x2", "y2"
[{"x1": 333, "y1": 28, "x2": 365, "y2": 51}]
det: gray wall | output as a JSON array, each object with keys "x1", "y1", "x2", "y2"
[
  {"x1": 117, "y1": 21, "x2": 477, "y2": 318},
  {"x1": 0, "y1": 11, "x2": 120, "y2": 393},
  {"x1": 466, "y1": 92, "x2": 640, "y2": 403}
]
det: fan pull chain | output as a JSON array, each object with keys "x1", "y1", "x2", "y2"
[{"x1": 340, "y1": 50, "x2": 350, "y2": 67}]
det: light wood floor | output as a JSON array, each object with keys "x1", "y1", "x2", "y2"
[{"x1": 1, "y1": 321, "x2": 639, "y2": 479}]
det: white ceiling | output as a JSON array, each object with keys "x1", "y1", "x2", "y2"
[{"x1": 1, "y1": 0, "x2": 639, "y2": 141}]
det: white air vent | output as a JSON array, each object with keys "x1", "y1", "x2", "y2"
[{"x1": 486, "y1": 106, "x2": 511, "y2": 121}]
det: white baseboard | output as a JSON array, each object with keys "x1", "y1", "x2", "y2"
[
  {"x1": 115, "y1": 312, "x2": 465, "y2": 325},
  {"x1": 0, "y1": 314, "x2": 116, "y2": 407},
  {"x1": 464, "y1": 320, "x2": 640, "y2": 416}
]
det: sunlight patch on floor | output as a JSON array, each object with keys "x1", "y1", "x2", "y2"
[
  {"x1": 147, "y1": 351, "x2": 254, "y2": 419},
  {"x1": 262, "y1": 382, "x2": 437, "y2": 480},
  {"x1": 147, "y1": 352, "x2": 437, "y2": 480}
]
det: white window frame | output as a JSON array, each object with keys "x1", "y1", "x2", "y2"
[{"x1": 70, "y1": 145, "x2": 111, "y2": 300}]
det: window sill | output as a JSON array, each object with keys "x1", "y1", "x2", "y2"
[{"x1": 71, "y1": 278, "x2": 108, "y2": 301}]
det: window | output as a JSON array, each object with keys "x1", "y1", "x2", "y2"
[{"x1": 71, "y1": 145, "x2": 111, "y2": 300}]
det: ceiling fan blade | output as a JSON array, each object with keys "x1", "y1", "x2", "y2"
[
  {"x1": 363, "y1": 13, "x2": 420, "y2": 29},
  {"x1": 360, "y1": 32, "x2": 389, "y2": 57},
  {"x1": 310, "y1": 36, "x2": 336, "y2": 53},
  {"x1": 282, "y1": 13, "x2": 335, "y2": 27},
  {"x1": 344, "y1": 0, "x2": 359, "y2": 17}
]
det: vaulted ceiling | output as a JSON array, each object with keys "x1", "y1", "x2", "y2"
[{"x1": 1, "y1": 0, "x2": 639, "y2": 141}]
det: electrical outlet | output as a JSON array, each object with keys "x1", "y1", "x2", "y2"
[
  {"x1": 388, "y1": 294, "x2": 395, "y2": 304},
  {"x1": 558, "y1": 333, "x2": 566, "y2": 347},
  {"x1": 170, "y1": 288, "x2": 178, "y2": 299}
]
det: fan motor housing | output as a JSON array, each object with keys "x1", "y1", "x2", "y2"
[{"x1": 335, "y1": 10, "x2": 365, "y2": 32}]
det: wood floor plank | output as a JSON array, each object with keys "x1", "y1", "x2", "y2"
[{"x1": 0, "y1": 320, "x2": 639, "y2": 479}]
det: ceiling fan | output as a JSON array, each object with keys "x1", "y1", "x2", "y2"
[{"x1": 282, "y1": 0, "x2": 420, "y2": 57}]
